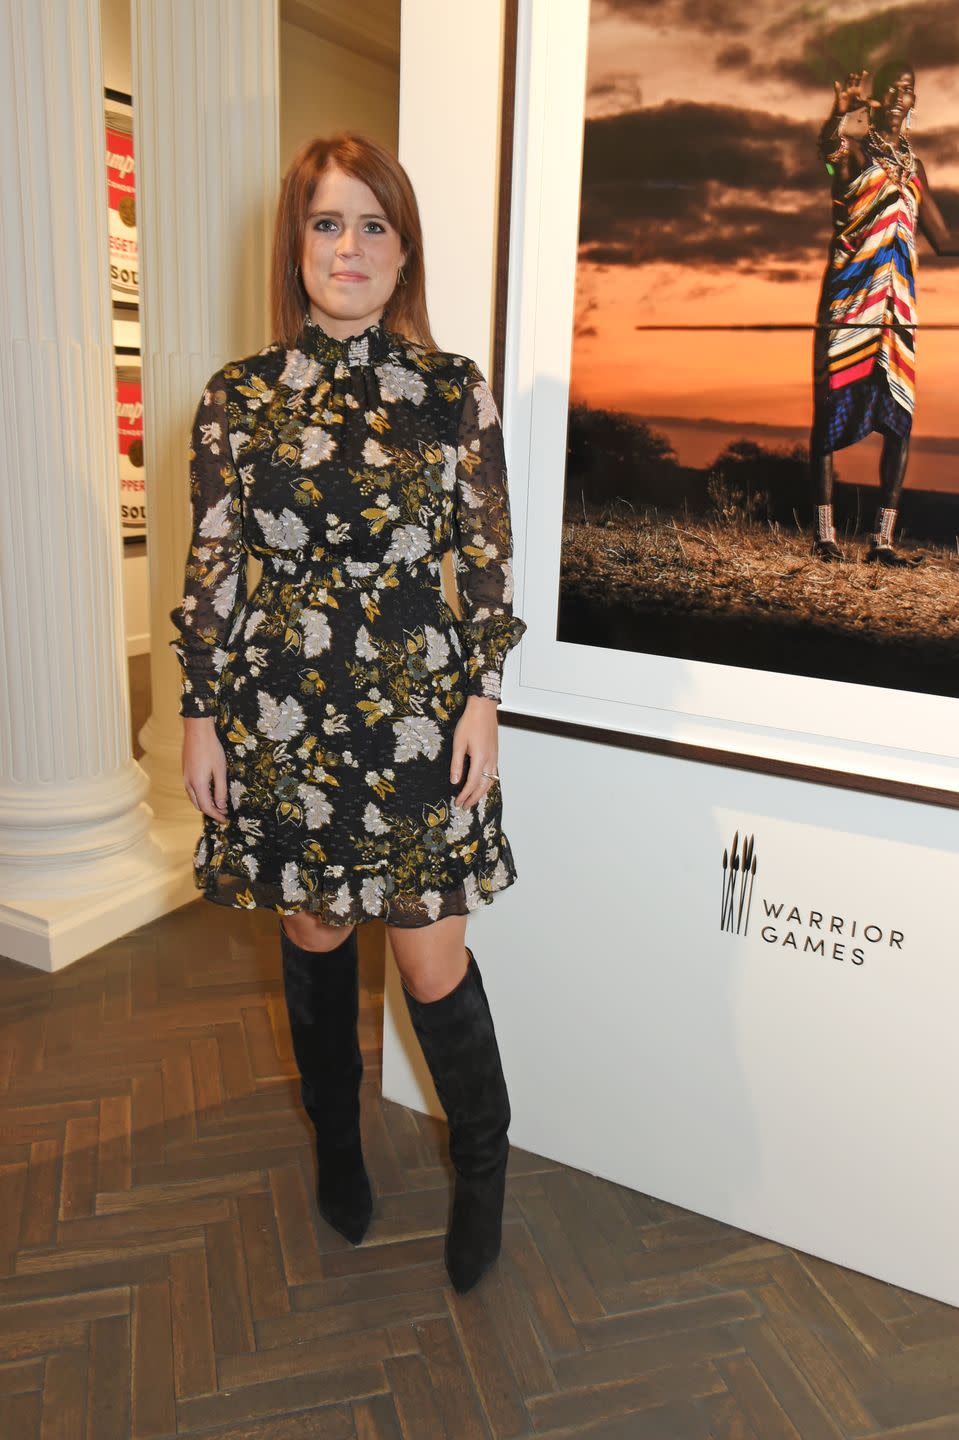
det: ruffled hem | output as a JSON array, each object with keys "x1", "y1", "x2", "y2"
[{"x1": 192, "y1": 833, "x2": 520, "y2": 928}]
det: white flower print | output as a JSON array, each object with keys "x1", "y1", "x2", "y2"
[
  {"x1": 424, "y1": 626, "x2": 450, "y2": 671},
  {"x1": 384, "y1": 524, "x2": 430, "y2": 566},
  {"x1": 326, "y1": 515, "x2": 350, "y2": 545},
  {"x1": 301, "y1": 609, "x2": 332, "y2": 658},
  {"x1": 463, "y1": 873, "x2": 482, "y2": 911},
  {"x1": 393, "y1": 715, "x2": 442, "y2": 764},
  {"x1": 256, "y1": 689, "x2": 307, "y2": 741},
  {"x1": 421, "y1": 890, "x2": 442, "y2": 921},
  {"x1": 360, "y1": 875, "x2": 386, "y2": 915},
  {"x1": 298, "y1": 783, "x2": 333, "y2": 829},
  {"x1": 282, "y1": 862, "x2": 307, "y2": 904},
  {"x1": 199, "y1": 495, "x2": 232, "y2": 540},
  {"x1": 440, "y1": 442, "x2": 458, "y2": 491},
  {"x1": 363, "y1": 802, "x2": 389, "y2": 835},
  {"x1": 229, "y1": 779, "x2": 247, "y2": 810},
  {"x1": 346, "y1": 336, "x2": 371, "y2": 367},
  {"x1": 254, "y1": 506, "x2": 309, "y2": 549},
  {"x1": 362, "y1": 437, "x2": 389, "y2": 467},
  {"x1": 445, "y1": 802, "x2": 472, "y2": 844},
  {"x1": 212, "y1": 570, "x2": 239, "y2": 620},
  {"x1": 300, "y1": 426, "x2": 337, "y2": 467},
  {"x1": 244, "y1": 608, "x2": 265, "y2": 640},
  {"x1": 355, "y1": 626, "x2": 377, "y2": 660},
  {"x1": 229, "y1": 430, "x2": 249, "y2": 461},
  {"x1": 328, "y1": 881, "x2": 352, "y2": 916},
  {"x1": 199, "y1": 420, "x2": 222, "y2": 454},
  {"x1": 242, "y1": 854, "x2": 260, "y2": 880},
  {"x1": 278, "y1": 349, "x2": 320, "y2": 391},
  {"x1": 473, "y1": 379, "x2": 500, "y2": 430},
  {"x1": 322, "y1": 705, "x2": 350, "y2": 736},
  {"x1": 375, "y1": 361, "x2": 427, "y2": 405}
]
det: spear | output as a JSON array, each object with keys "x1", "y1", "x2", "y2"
[
  {"x1": 737, "y1": 852, "x2": 754, "y2": 933},
  {"x1": 726, "y1": 831, "x2": 740, "y2": 932},
  {"x1": 721, "y1": 848, "x2": 729, "y2": 928},
  {"x1": 737, "y1": 834, "x2": 754, "y2": 934}
]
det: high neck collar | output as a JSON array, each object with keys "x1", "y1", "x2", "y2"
[{"x1": 297, "y1": 313, "x2": 396, "y2": 366}]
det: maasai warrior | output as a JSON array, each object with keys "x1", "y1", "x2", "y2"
[{"x1": 811, "y1": 61, "x2": 958, "y2": 565}]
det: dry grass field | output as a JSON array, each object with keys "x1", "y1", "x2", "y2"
[{"x1": 558, "y1": 511, "x2": 959, "y2": 695}]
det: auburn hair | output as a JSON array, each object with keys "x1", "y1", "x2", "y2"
[{"x1": 270, "y1": 132, "x2": 437, "y2": 351}]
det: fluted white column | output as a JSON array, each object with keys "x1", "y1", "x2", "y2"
[
  {"x1": 0, "y1": 0, "x2": 171, "y2": 970},
  {"x1": 132, "y1": 0, "x2": 279, "y2": 816}
]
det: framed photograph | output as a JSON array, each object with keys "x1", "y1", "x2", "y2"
[
  {"x1": 499, "y1": 0, "x2": 959, "y2": 798},
  {"x1": 105, "y1": 89, "x2": 138, "y2": 307}
]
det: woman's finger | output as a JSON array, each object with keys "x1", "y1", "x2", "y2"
[{"x1": 456, "y1": 753, "x2": 495, "y2": 810}]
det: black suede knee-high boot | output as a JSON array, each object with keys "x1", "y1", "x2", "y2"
[
  {"x1": 279, "y1": 920, "x2": 373, "y2": 1245},
  {"x1": 401, "y1": 948, "x2": 510, "y2": 1293}
]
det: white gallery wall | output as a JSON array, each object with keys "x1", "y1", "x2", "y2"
[{"x1": 385, "y1": 0, "x2": 959, "y2": 1309}]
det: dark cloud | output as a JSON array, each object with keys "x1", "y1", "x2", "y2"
[
  {"x1": 596, "y1": 0, "x2": 748, "y2": 34},
  {"x1": 588, "y1": 71, "x2": 644, "y2": 111},
  {"x1": 767, "y1": 1, "x2": 959, "y2": 91},
  {"x1": 578, "y1": 102, "x2": 831, "y2": 276},
  {"x1": 716, "y1": 43, "x2": 753, "y2": 70}
]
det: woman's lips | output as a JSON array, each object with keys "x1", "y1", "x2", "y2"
[{"x1": 332, "y1": 273, "x2": 368, "y2": 282}]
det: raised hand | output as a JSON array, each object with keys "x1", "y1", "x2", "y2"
[{"x1": 833, "y1": 70, "x2": 877, "y2": 115}]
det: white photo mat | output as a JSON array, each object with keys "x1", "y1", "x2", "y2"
[{"x1": 500, "y1": 0, "x2": 959, "y2": 795}]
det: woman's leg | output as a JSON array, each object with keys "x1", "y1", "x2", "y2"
[
  {"x1": 278, "y1": 913, "x2": 372, "y2": 1244},
  {"x1": 388, "y1": 914, "x2": 511, "y2": 1294}
]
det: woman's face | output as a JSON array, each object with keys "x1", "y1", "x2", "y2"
[
  {"x1": 877, "y1": 70, "x2": 916, "y2": 133},
  {"x1": 300, "y1": 164, "x2": 407, "y2": 339}
]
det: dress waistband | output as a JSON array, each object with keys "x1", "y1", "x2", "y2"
[{"x1": 257, "y1": 552, "x2": 443, "y2": 590}]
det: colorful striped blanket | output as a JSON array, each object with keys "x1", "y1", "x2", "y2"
[{"x1": 812, "y1": 142, "x2": 922, "y2": 454}]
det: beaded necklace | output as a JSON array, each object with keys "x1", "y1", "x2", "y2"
[{"x1": 865, "y1": 125, "x2": 917, "y2": 186}]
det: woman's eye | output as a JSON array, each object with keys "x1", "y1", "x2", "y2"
[{"x1": 311, "y1": 219, "x2": 387, "y2": 234}]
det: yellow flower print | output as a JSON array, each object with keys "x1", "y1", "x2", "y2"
[
  {"x1": 357, "y1": 697, "x2": 389, "y2": 726},
  {"x1": 423, "y1": 800, "x2": 449, "y2": 829}
]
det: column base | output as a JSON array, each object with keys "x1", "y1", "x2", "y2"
[{"x1": 0, "y1": 815, "x2": 201, "y2": 971}]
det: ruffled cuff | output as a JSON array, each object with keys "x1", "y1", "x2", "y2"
[
  {"x1": 461, "y1": 615, "x2": 528, "y2": 702},
  {"x1": 169, "y1": 636, "x2": 220, "y2": 718}
]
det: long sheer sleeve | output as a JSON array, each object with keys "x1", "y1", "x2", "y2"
[
  {"x1": 451, "y1": 360, "x2": 527, "y2": 703},
  {"x1": 168, "y1": 371, "x2": 247, "y2": 718}
]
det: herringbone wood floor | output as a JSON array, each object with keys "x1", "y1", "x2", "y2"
[{"x1": 0, "y1": 655, "x2": 956, "y2": 1439}]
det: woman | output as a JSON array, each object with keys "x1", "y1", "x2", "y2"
[
  {"x1": 169, "y1": 133, "x2": 527, "y2": 1295},
  {"x1": 811, "y1": 60, "x2": 957, "y2": 564}
]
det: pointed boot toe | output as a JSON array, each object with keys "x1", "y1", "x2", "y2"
[
  {"x1": 445, "y1": 1167, "x2": 508, "y2": 1292},
  {"x1": 317, "y1": 1148, "x2": 373, "y2": 1245}
]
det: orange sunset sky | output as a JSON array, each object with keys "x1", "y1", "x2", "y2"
[{"x1": 568, "y1": 0, "x2": 959, "y2": 491}]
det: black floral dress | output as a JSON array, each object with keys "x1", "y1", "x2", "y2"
[{"x1": 169, "y1": 315, "x2": 527, "y2": 926}]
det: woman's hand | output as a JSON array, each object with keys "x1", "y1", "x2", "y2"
[
  {"x1": 182, "y1": 716, "x2": 229, "y2": 825},
  {"x1": 450, "y1": 695, "x2": 499, "y2": 809},
  {"x1": 834, "y1": 70, "x2": 876, "y2": 116}
]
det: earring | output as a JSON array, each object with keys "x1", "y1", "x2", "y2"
[{"x1": 397, "y1": 263, "x2": 407, "y2": 286}]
